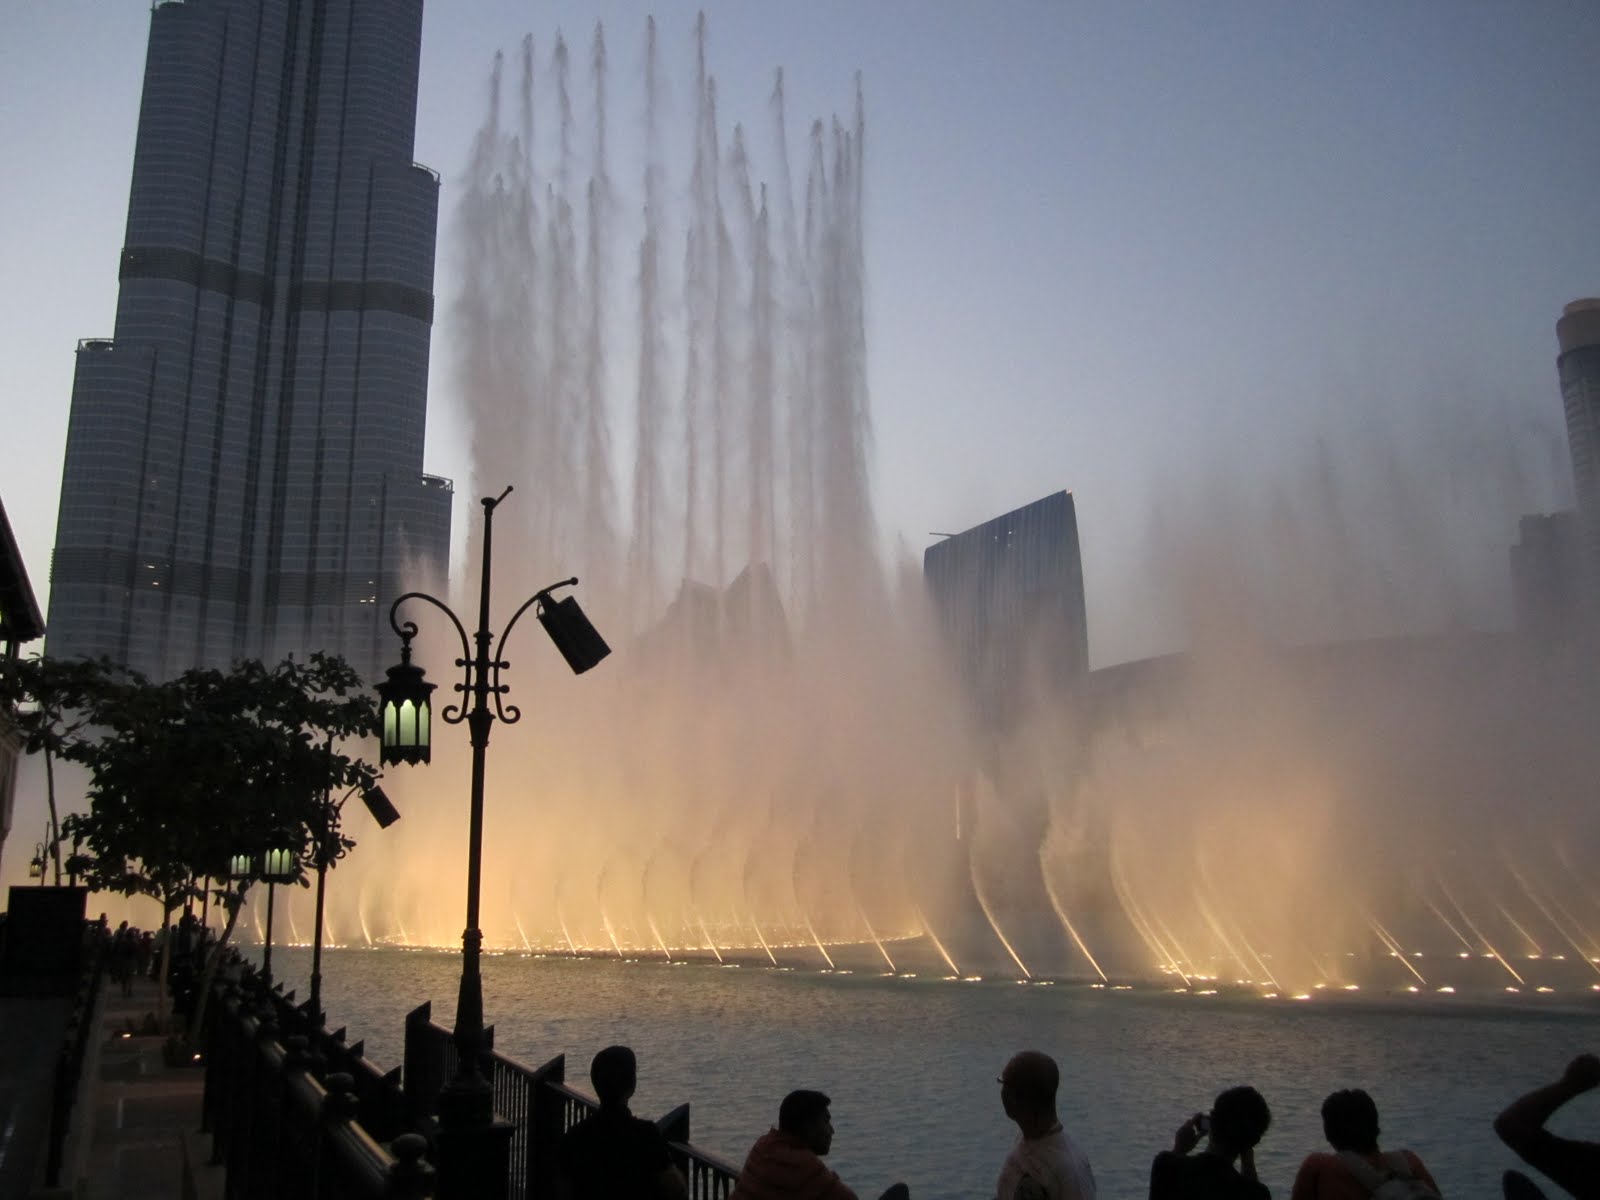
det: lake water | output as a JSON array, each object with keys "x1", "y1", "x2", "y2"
[{"x1": 264, "y1": 944, "x2": 1600, "y2": 1199}]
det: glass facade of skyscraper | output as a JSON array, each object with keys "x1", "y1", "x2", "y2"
[
  {"x1": 923, "y1": 491, "x2": 1089, "y2": 731},
  {"x1": 49, "y1": 0, "x2": 450, "y2": 683}
]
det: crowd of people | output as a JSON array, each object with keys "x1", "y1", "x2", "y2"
[
  {"x1": 105, "y1": 908, "x2": 218, "y2": 1015},
  {"x1": 552, "y1": 1046, "x2": 1600, "y2": 1200}
]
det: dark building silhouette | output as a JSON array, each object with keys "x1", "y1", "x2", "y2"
[
  {"x1": 1510, "y1": 511, "x2": 1587, "y2": 645},
  {"x1": 1509, "y1": 300, "x2": 1600, "y2": 646},
  {"x1": 1558, "y1": 299, "x2": 1600, "y2": 523},
  {"x1": 923, "y1": 491, "x2": 1089, "y2": 731},
  {"x1": 48, "y1": 0, "x2": 450, "y2": 682},
  {"x1": 0, "y1": 495, "x2": 45, "y2": 880}
]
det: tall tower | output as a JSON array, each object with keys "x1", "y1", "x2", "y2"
[
  {"x1": 1558, "y1": 299, "x2": 1600, "y2": 522},
  {"x1": 48, "y1": 0, "x2": 451, "y2": 683}
]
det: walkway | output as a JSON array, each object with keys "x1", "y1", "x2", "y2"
[{"x1": 69, "y1": 974, "x2": 222, "y2": 1200}]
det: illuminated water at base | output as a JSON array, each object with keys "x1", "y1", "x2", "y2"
[{"x1": 265, "y1": 945, "x2": 1599, "y2": 1200}]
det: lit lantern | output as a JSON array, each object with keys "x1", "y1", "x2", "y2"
[
  {"x1": 375, "y1": 639, "x2": 435, "y2": 766},
  {"x1": 228, "y1": 853, "x2": 256, "y2": 881},
  {"x1": 259, "y1": 842, "x2": 298, "y2": 884}
]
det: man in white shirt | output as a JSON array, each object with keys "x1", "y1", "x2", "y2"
[{"x1": 995, "y1": 1050, "x2": 1097, "y2": 1200}]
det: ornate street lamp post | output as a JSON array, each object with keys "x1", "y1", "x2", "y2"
[
  {"x1": 28, "y1": 822, "x2": 52, "y2": 886},
  {"x1": 376, "y1": 486, "x2": 609, "y2": 1200},
  {"x1": 234, "y1": 837, "x2": 297, "y2": 984},
  {"x1": 306, "y1": 779, "x2": 400, "y2": 1029}
]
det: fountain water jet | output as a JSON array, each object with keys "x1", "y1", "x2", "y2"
[{"x1": 221, "y1": 17, "x2": 1600, "y2": 1002}]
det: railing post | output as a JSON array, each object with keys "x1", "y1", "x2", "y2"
[
  {"x1": 525, "y1": 1055, "x2": 566, "y2": 1200},
  {"x1": 403, "y1": 1002, "x2": 442, "y2": 1124},
  {"x1": 389, "y1": 1132, "x2": 436, "y2": 1199},
  {"x1": 320, "y1": 1072, "x2": 362, "y2": 1197},
  {"x1": 657, "y1": 1103, "x2": 692, "y2": 1191}
]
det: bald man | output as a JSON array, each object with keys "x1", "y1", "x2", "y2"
[{"x1": 996, "y1": 1051, "x2": 1097, "y2": 1200}]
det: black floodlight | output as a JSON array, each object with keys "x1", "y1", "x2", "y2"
[
  {"x1": 361, "y1": 783, "x2": 401, "y2": 830},
  {"x1": 538, "y1": 593, "x2": 611, "y2": 675}
]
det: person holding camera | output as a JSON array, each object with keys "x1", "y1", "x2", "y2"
[{"x1": 1149, "y1": 1086, "x2": 1273, "y2": 1200}]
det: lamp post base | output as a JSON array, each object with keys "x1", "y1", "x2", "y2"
[{"x1": 436, "y1": 1078, "x2": 513, "y2": 1200}]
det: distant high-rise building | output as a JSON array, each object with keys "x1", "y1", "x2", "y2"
[
  {"x1": 923, "y1": 491, "x2": 1089, "y2": 731},
  {"x1": 1558, "y1": 299, "x2": 1600, "y2": 523},
  {"x1": 48, "y1": 0, "x2": 450, "y2": 682}
]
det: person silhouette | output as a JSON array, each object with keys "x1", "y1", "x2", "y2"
[
  {"x1": 1149, "y1": 1085, "x2": 1272, "y2": 1200},
  {"x1": 556, "y1": 1045, "x2": 687, "y2": 1200},
  {"x1": 995, "y1": 1050, "x2": 1097, "y2": 1199},
  {"x1": 729, "y1": 1089, "x2": 908, "y2": 1200},
  {"x1": 1494, "y1": 1054, "x2": 1600, "y2": 1200}
]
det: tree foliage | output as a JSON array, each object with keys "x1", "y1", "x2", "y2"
[
  {"x1": 60, "y1": 652, "x2": 380, "y2": 909},
  {"x1": 0, "y1": 654, "x2": 135, "y2": 882}
]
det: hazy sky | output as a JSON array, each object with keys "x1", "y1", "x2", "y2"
[{"x1": 3, "y1": 2, "x2": 1598, "y2": 666}]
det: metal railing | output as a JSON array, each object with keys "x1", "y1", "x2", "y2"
[
  {"x1": 402, "y1": 1002, "x2": 739, "y2": 1199},
  {"x1": 203, "y1": 980, "x2": 435, "y2": 1198}
]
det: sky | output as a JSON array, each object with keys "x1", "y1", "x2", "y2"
[{"x1": 3, "y1": 1, "x2": 1599, "y2": 667}]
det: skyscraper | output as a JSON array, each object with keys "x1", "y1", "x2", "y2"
[
  {"x1": 1558, "y1": 298, "x2": 1600, "y2": 523},
  {"x1": 923, "y1": 491, "x2": 1089, "y2": 732},
  {"x1": 48, "y1": 0, "x2": 450, "y2": 683}
]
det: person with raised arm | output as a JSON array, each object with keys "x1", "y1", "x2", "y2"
[
  {"x1": 1493, "y1": 1053, "x2": 1600, "y2": 1200},
  {"x1": 1149, "y1": 1086, "x2": 1272, "y2": 1200}
]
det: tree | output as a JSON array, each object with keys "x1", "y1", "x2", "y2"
[
  {"x1": 61, "y1": 652, "x2": 380, "y2": 1036},
  {"x1": 0, "y1": 655, "x2": 132, "y2": 882}
]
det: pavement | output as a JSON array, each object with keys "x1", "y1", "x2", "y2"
[
  {"x1": 0, "y1": 993, "x2": 73, "y2": 1198},
  {"x1": 56, "y1": 974, "x2": 222, "y2": 1200}
]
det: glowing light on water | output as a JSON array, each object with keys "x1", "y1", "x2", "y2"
[
  {"x1": 858, "y1": 908, "x2": 896, "y2": 973},
  {"x1": 558, "y1": 911, "x2": 579, "y2": 956},
  {"x1": 749, "y1": 916, "x2": 779, "y2": 967},
  {"x1": 1366, "y1": 914, "x2": 1427, "y2": 986},
  {"x1": 647, "y1": 916, "x2": 673, "y2": 961},
  {"x1": 1506, "y1": 861, "x2": 1600, "y2": 976},
  {"x1": 1437, "y1": 878, "x2": 1525, "y2": 986},
  {"x1": 1422, "y1": 891, "x2": 1477, "y2": 955},
  {"x1": 970, "y1": 855, "x2": 1031, "y2": 979},
  {"x1": 1109, "y1": 845, "x2": 1189, "y2": 985},
  {"x1": 803, "y1": 915, "x2": 836, "y2": 970},
  {"x1": 1494, "y1": 903, "x2": 1544, "y2": 958},
  {"x1": 913, "y1": 906, "x2": 961, "y2": 977},
  {"x1": 600, "y1": 910, "x2": 625, "y2": 959},
  {"x1": 1041, "y1": 855, "x2": 1108, "y2": 982},
  {"x1": 697, "y1": 917, "x2": 725, "y2": 965}
]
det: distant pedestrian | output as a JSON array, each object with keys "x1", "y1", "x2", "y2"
[
  {"x1": 730, "y1": 1089, "x2": 908, "y2": 1200},
  {"x1": 556, "y1": 1045, "x2": 687, "y2": 1200},
  {"x1": 109, "y1": 921, "x2": 138, "y2": 997},
  {"x1": 1494, "y1": 1054, "x2": 1600, "y2": 1200},
  {"x1": 1290, "y1": 1089, "x2": 1440, "y2": 1199},
  {"x1": 994, "y1": 1050, "x2": 1097, "y2": 1200},
  {"x1": 1149, "y1": 1085, "x2": 1272, "y2": 1200}
]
